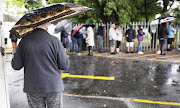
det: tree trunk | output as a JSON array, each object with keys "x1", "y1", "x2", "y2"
[
  {"x1": 162, "y1": 0, "x2": 169, "y2": 13},
  {"x1": 144, "y1": 0, "x2": 148, "y2": 23}
]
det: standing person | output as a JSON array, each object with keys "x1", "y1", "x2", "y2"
[
  {"x1": 86, "y1": 26, "x2": 95, "y2": 56},
  {"x1": 115, "y1": 25, "x2": 122, "y2": 54},
  {"x1": 80, "y1": 26, "x2": 87, "y2": 51},
  {"x1": 61, "y1": 28, "x2": 69, "y2": 52},
  {"x1": 11, "y1": 22, "x2": 70, "y2": 108},
  {"x1": 159, "y1": 23, "x2": 169, "y2": 55},
  {"x1": 125, "y1": 25, "x2": 136, "y2": 53},
  {"x1": 97, "y1": 24, "x2": 106, "y2": 53},
  {"x1": 137, "y1": 25, "x2": 145, "y2": 54},
  {"x1": 76, "y1": 30, "x2": 83, "y2": 56},
  {"x1": 71, "y1": 25, "x2": 76, "y2": 52},
  {"x1": 109, "y1": 24, "x2": 117, "y2": 54},
  {"x1": 9, "y1": 33, "x2": 18, "y2": 53},
  {"x1": 167, "y1": 22, "x2": 175, "y2": 51}
]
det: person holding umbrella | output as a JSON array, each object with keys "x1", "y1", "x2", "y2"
[{"x1": 10, "y1": 3, "x2": 92, "y2": 108}]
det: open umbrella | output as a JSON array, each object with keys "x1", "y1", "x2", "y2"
[
  {"x1": 54, "y1": 19, "x2": 73, "y2": 34},
  {"x1": 9, "y1": 3, "x2": 92, "y2": 38},
  {"x1": 72, "y1": 24, "x2": 84, "y2": 37},
  {"x1": 83, "y1": 23, "x2": 95, "y2": 27},
  {"x1": 150, "y1": 16, "x2": 175, "y2": 25}
]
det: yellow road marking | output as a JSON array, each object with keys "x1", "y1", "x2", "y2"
[
  {"x1": 62, "y1": 73, "x2": 115, "y2": 80},
  {"x1": 130, "y1": 54, "x2": 157, "y2": 59},
  {"x1": 133, "y1": 99, "x2": 180, "y2": 106}
]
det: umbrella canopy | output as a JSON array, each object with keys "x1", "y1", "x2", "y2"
[
  {"x1": 54, "y1": 19, "x2": 72, "y2": 34},
  {"x1": 83, "y1": 23, "x2": 95, "y2": 27},
  {"x1": 72, "y1": 24, "x2": 84, "y2": 37},
  {"x1": 150, "y1": 16, "x2": 175, "y2": 25},
  {"x1": 10, "y1": 3, "x2": 92, "y2": 38}
]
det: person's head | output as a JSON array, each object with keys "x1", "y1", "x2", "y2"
[
  {"x1": 37, "y1": 22, "x2": 50, "y2": 31},
  {"x1": 129, "y1": 24, "x2": 133, "y2": 29},
  {"x1": 116, "y1": 26, "x2": 121, "y2": 30},
  {"x1": 169, "y1": 22, "x2": 173, "y2": 26},
  {"x1": 139, "y1": 25, "x2": 143, "y2": 30},
  {"x1": 72, "y1": 25, "x2": 76, "y2": 30},
  {"x1": 111, "y1": 24, "x2": 115, "y2": 28},
  {"x1": 161, "y1": 23, "x2": 167, "y2": 29}
]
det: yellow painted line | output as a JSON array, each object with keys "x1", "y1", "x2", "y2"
[
  {"x1": 133, "y1": 99, "x2": 180, "y2": 106},
  {"x1": 130, "y1": 54, "x2": 157, "y2": 59},
  {"x1": 62, "y1": 73, "x2": 115, "y2": 80}
]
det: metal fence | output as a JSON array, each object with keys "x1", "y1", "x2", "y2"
[{"x1": 75, "y1": 22, "x2": 180, "y2": 52}]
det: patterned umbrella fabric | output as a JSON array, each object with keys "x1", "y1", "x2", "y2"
[{"x1": 10, "y1": 3, "x2": 92, "y2": 38}]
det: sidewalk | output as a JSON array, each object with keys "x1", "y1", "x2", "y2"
[{"x1": 67, "y1": 50, "x2": 180, "y2": 63}]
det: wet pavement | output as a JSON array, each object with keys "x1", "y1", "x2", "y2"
[{"x1": 5, "y1": 53, "x2": 180, "y2": 108}]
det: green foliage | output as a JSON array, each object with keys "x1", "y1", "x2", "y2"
[
  {"x1": 7, "y1": 0, "x2": 179, "y2": 24},
  {"x1": 172, "y1": 7, "x2": 180, "y2": 25}
]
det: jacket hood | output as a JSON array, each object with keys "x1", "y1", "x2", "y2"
[
  {"x1": 139, "y1": 25, "x2": 143, "y2": 30},
  {"x1": 129, "y1": 25, "x2": 133, "y2": 29}
]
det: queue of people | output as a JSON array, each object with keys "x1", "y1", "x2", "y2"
[{"x1": 46, "y1": 22, "x2": 176, "y2": 56}]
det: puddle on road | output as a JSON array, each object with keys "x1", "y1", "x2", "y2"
[{"x1": 64, "y1": 55, "x2": 180, "y2": 98}]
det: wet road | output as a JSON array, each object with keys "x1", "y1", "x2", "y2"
[{"x1": 6, "y1": 54, "x2": 180, "y2": 108}]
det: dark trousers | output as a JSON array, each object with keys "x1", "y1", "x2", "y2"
[
  {"x1": 160, "y1": 39, "x2": 167, "y2": 54},
  {"x1": 27, "y1": 92, "x2": 63, "y2": 108},
  {"x1": 116, "y1": 41, "x2": 121, "y2": 48},
  {"x1": 82, "y1": 38, "x2": 87, "y2": 51},
  {"x1": 88, "y1": 46, "x2": 93, "y2": 55}
]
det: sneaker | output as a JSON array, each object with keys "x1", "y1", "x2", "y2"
[
  {"x1": 77, "y1": 53, "x2": 82, "y2": 56},
  {"x1": 156, "y1": 51, "x2": 161, "y2": 54},
  {"x1": 131, "y1": 51, "x2": 134, "y2": 53},
  {"x1": 138, "y1": 51, "x2": 144, "y2": 54},
  {"x1": 160, "y1": 53, "x2": 166, "y2": 55},
  {"x1": 111, "y1": 52, "x2": 116, "y2": 55},
  {"x1": 126, "y1": 51, "x2": 129, "y2": 53}
]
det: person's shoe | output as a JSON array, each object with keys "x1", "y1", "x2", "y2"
[
  {"x1": 111, "y1": 52, "x2": 116, "y2": 55},
  {"x1": 99, "y1": 50, "x2": 103, "y2": 53},
  {"x1": 131, "y1": 51, "x2": 134, "y2": 53},
  {"x1": 77, "y1": 53, "x2": 82, "y2": 56},
  {"x1": 138, "y1": 51, "x2": 144, "y2": 54},
  {"x1": 167, "y1": 49, "x2": 170, "y2": 51},
  {"x1": 160, "y1": 53, "x2": 166, "y2": 55},
  {"x1": 126, "y1": 51, "x2": 129, "y2": 53},
  {"x1": 156, "y1": 51, "x2": 161, "y2": 54}
]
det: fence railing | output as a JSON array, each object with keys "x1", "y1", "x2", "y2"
[{"x1": 75, "y1": 22, "x2": 180, "y2": 52}]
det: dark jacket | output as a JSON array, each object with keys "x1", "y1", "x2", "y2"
[
  {"x1": 11, "y1": 28, "x2": 70, "y2": 93},
  {"x1": 125, "y1": 25, "x2": 136, "y2": 42},
  {"x1": 159, "y1": 27, "x2": 169, "y2": 39},
  {"x1": 97, "y1": 26, "x2": 104, "y2": 36},
  {"x1": 9, "y1": 33, "x2": 18, "y2": 42},
  {"x1": 61, "y1": 29, "x2": 69, "y2": 44}
]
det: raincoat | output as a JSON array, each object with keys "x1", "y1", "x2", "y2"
[{"x1": 138, "y1": 25, "x2": 145, "y2": 41}]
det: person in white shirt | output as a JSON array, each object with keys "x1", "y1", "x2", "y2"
[
  {"x1": 115, "y1": 25, "x2": 122, "y2": 54},
  {"x1": 109, "y1": 24, "x2": 117, "y2": 54}
]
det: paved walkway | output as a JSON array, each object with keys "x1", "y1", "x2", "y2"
[{"x1": 67, "y1": 50, "x2": 180, "y2": 63}]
